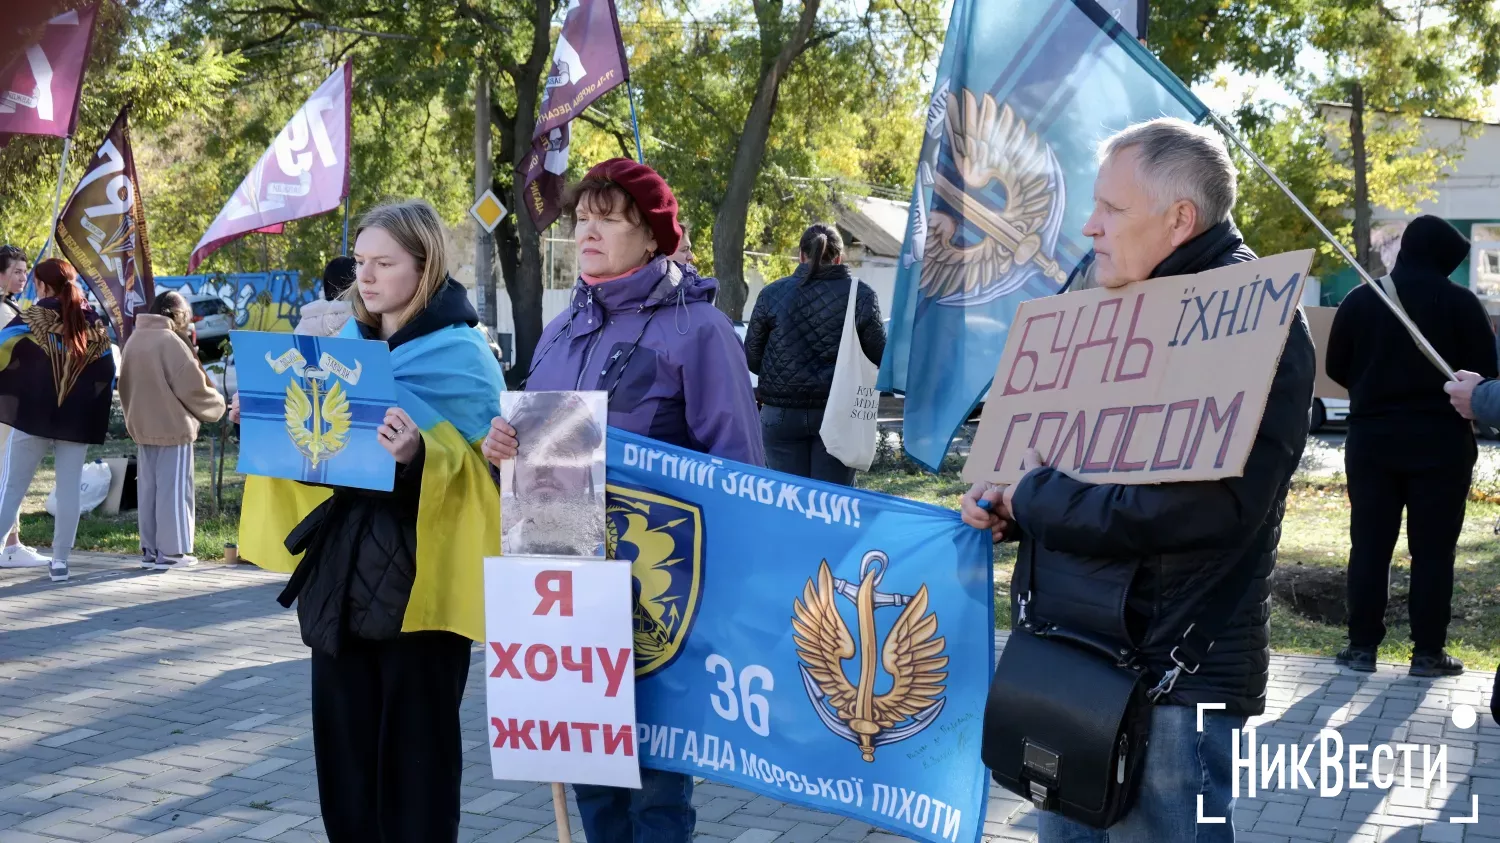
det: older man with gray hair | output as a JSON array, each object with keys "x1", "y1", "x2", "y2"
[{"x1": 963, "y1": 118, "x2": 1315, "y2": 842}]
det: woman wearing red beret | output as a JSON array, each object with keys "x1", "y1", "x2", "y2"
[{"x1": 484, "y1": 159, "x2": 763, "y2": 842}]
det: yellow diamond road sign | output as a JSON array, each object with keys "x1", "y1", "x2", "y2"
[{"x1": 470, "y1": 190, "x2": 508, "y2": 233}]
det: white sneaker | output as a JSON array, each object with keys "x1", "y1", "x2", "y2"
[
  {"x1": 153, "y1": 555, "x2": 200, "y2": 571},
  {"x1": 0, "y1": 544, "x2": 51, "y2": 568},
  {"x1": 49, "y1": 560, "x2": 68, "y2": 582}
]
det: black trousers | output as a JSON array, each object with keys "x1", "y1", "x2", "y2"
[
  {"x1": 1345, "y1": 440, "x2": 1472, "y2": 653},
  {"x1": 311, "y1": 631, "x2": 473, "y2": 843}
]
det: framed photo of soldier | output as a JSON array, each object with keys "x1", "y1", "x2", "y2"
[{"x1": 499, "y1": 391, "x2": 608, "y2": 558}]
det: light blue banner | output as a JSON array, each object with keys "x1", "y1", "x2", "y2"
[
  {"x1": 233, "y1": 330, "x2": 398, "y2": 491},
  {"x1": 879, "y1": 0, "x2": 1208, "y2": 470},
  {"x1": 606, "y1": 429, "x2": 994, "y2": 843}
]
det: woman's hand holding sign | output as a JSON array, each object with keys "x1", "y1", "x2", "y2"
[
  {"x1": 378, "y1": 407, "x2": 422, "y2": 464},
  {"x1": 482, "y1": 416, "x2": 518, "y2": 467}
]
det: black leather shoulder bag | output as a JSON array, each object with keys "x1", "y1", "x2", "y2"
[{"x1": 980, "y1": 539, "x2": 1255, "y2": 828}]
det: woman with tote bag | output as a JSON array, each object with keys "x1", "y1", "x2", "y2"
[{"x1": 744, "y1": 223, "x2": 886, "y2": 484}]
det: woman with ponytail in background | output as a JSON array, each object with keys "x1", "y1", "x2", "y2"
[
  {"x1": 743, "y1": 223, "x2": 887, "y2": 485},
  {"x1": 0, "y1": 259, "x2": 115, "y2": 582}
]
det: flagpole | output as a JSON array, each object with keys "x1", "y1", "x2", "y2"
[
  {"x1": 625, "y1": 80, "x2": 645, "y2": 164},
  {"x1": 40, "y1": 137, "x2": 73, "y2": 260},
  {"x1": 1203, "y1": 108, "x2": 1456, "y2": 380},
  {"x1": 341, "y1": 194, "x2": 351, "y2": 254}
]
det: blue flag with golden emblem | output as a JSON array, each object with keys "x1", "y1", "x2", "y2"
[
  {"x1": 879, "y1": 0, "x2": 1208, "y2": 470},
  {"x1": 606, "y1": 429, "x2": 993, "y2": 843}
]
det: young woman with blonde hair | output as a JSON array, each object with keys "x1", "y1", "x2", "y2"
[{"x1": 234, "y1": 199, "x2": 505, "y2": 842}]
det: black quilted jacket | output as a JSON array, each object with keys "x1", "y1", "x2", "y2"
[
  {"x1": 276, "y1": 280, "x2": 478, "y2": 657},
  {"x1": 1009, "y1": 221, "x2": 1315, "y2": 716},
  {"x1": 744, "y1": 264, "x2": 886, "y2": 409}
]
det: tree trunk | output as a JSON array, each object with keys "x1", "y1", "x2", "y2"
[
  {"x1": 496, "y1": 0, "x2": 555, "y2": 385},
  {"x1": 711, "y1": 0, "x2": 823, "y2": 321},
  {"x1": 1349, "y1": 82, "x2": 1374, "y2": 273}
]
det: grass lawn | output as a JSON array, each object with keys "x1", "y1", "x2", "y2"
[
  {"x1": 19, "y1": 422, "x2": 1500, "y2": 671},
  {"x1": 859, "y1": 435, "x2": 1500, "y2": 672},
  {"x1": 17, "y1": 426, "x2": 243, "y2": 562}
]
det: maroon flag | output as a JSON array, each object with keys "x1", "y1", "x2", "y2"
[
  {"x1": 55, "y1": 106, "x2": 155, "y2": 340},
  {"x1": 522, "y1": 0, "x2": 629, "y2": 230},
  {"x1": 0, "y1": 4, "x2": 97, "y2": 139},
  {"x1": 190, "y1": 62, "x2": 351, "y2": 271}
]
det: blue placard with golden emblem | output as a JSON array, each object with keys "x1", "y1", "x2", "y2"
[
  {"x1": 232, "y1": 330, "x2": 398, "y2": 491},
  {"x1": 607, "y1": 429, "x2": 993, "y2": 843}
]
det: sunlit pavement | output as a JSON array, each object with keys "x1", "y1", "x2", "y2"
[{"x1": 2, "y1": 554, "x2": 1499, "y2": 842}]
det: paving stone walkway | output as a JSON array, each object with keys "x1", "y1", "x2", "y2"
[{"x1": 2, "y1": 554, "x2": 1499, "y2": 842}]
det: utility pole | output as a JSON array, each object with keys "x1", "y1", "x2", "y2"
[{"x1": 474, "y1": 73, "x2": 497, "y2": 331}]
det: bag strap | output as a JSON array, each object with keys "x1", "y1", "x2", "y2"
[
  {"x1": 1012, "y1": 519, "x2": 1259, "y2": 701},
  {"x1": 1146, "y1": 556, "x2": 1258, "y2": 701}
]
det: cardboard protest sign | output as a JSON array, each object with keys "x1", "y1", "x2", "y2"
[
  {"x1": 484, "y1": 556, "x2": 640, "y2": 789},
  {"x1": 1304, "y1": 306, "x2": 1348, "y2": 400},
  {"x1": 964, "y1": 250, "x2": 1313, "y2": 486}
]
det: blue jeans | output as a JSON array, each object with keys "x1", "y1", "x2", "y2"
[
  {"x1": 574, "y1": 769, "x2": 695, "y2": 843},
  {"x1": 760, "y1": 405, "x2": 856, "y2": 486},
  {"x1": 1039, "y1": 705, "x2": 1246, "y2": 843}
]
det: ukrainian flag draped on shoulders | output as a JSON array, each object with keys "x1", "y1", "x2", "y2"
[{"x1": 239, "y1": 280, "x2": 504, "y2": 641}]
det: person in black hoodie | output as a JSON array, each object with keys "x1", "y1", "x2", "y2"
[
  {"x1": 744, "y1": 223, "x2": 885, "y2": 485},
  {"x1": 1327, "y1": 215, "x2": 1497, "y2": 677},
  {"x1": 963, "y1": 118, "x2": 1314, "y2": 842}
]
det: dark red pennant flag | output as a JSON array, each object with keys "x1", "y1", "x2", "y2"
[
  {"x1": 55, "y1": 106, "x2": 155, "y2": 340},
  {"x1": 522, "y1": 0, "x2": 629, "y2": 231},
  {"x1": 190, "y1": 62, "x2": 351, "y2": 271},
  {"x1": 0, "y1": 4, "x2": 98, "y2": 139}
]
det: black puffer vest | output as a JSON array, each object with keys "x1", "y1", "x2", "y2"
[{"x1": 277, "y1": 279, "x2": 480, "y2": 657}]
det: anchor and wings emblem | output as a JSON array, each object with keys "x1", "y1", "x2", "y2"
[
  {"x1": 792, "y1": 551, "x2": 948, "y2": 762},
  {"x1": 266, "y1": 348, "x2": 363, "y2": 468},
  {"x1": 911, "y1": 87, "x2": 1068, "y2": 307}
]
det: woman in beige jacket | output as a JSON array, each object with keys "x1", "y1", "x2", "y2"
[{"x1": 119, "y1": 292, "x2": 226, "y2": 571}]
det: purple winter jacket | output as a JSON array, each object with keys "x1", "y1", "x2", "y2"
[{"x1": 525, "y1": 256, "x2": 766, "y2": 467}]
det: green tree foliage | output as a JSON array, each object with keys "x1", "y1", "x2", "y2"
[
  {"x1": 0, "y1": 3, "x2": 242, "y2": 252},
  {"x1": 1154, "y1": 0, "x2": 1500, "y2": 281},
  {"x1": 1151, "y1": 0, "x2": 1312, "y2": 86},
  {"x1": 567, "y1": 0, "x2": 932, "y2": 318}
]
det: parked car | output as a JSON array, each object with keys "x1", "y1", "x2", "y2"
[
  {"x1": 1309, "y1": 396, "x2": 1350, "y2": 432},
  {"x1": 186, "y1": 293, "x2": 234, "y2": 350},
  {"x1": 477, "y1": 324, "x2": 506, "y2": 368},
  {"x1": 205, "y1": 354, "x2": 236, "y2": 398},
  {"x1": 732, "y1": 322, "x2": 758, "y2": 389}
]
